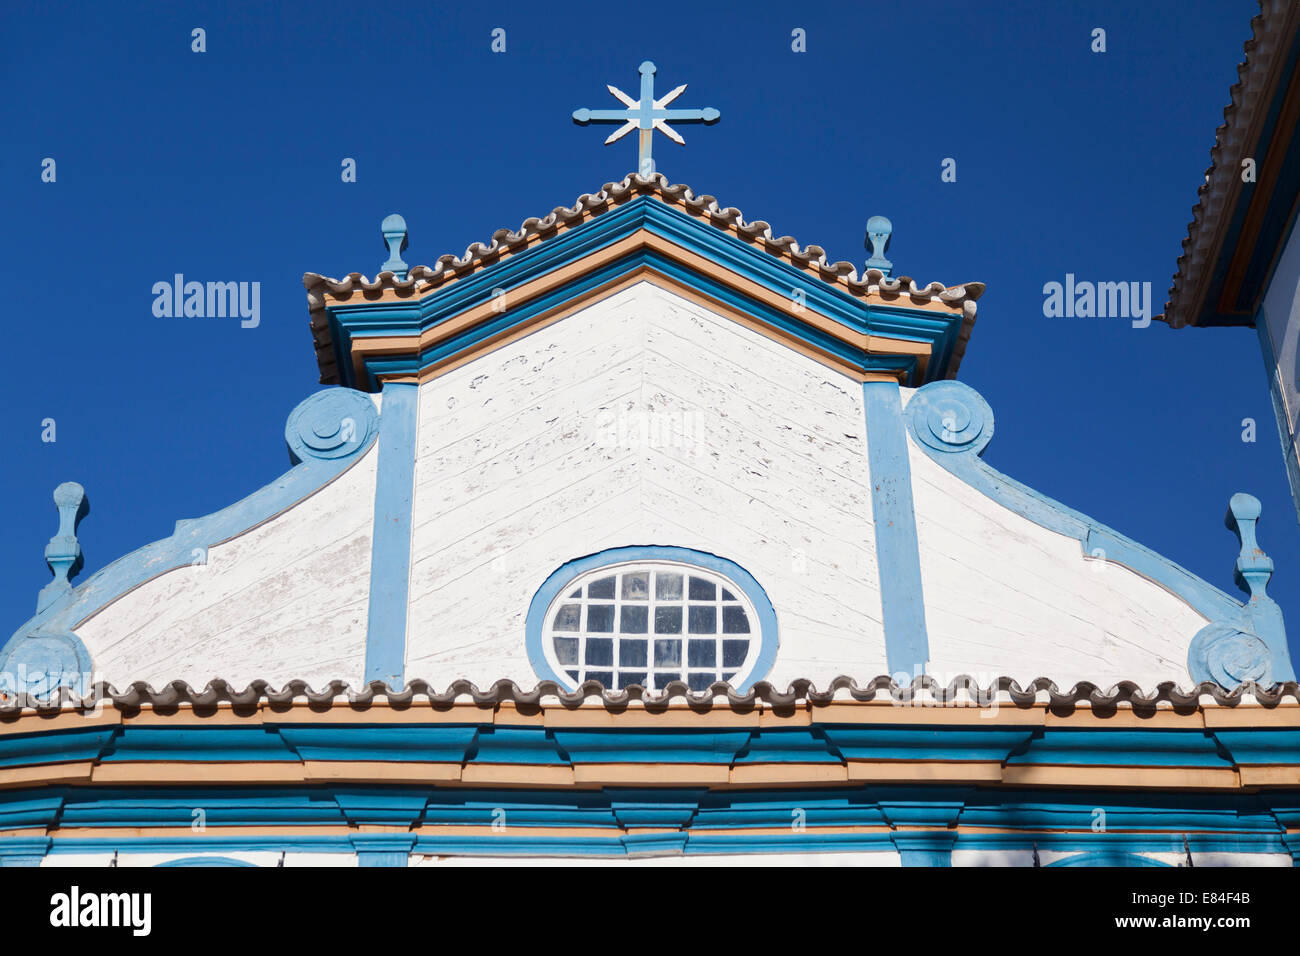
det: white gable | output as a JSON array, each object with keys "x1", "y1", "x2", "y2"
[{"x1": 55, "y1": 279, "x2": 1234, "y2": 693}]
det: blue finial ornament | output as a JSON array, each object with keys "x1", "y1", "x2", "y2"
[
  {"x1": 381, "y1": 213, "x2": 409, "y2": 279},
  {"x1": 1187, "y1": 493, "x2": 1295, "y2": 688},
  {"x1": 1226, "y1": 492, "x2": 1272, "y2": 598},
  {"x1": 573, "y1": 60, "x2": 721, "y2": 177},
  {"x1": 0, "y1": 482, "x2": 94, "y2": 699},
  {"x1": 865, "y1": 215, "x2": 893, "y2": 276},
  {"x1": 37, "y1": 482, "x2": 88, "y2": 614}
]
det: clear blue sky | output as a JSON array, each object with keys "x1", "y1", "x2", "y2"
[{"x1": 4, "y1": 0, "x2": 1296, "y2": 679}]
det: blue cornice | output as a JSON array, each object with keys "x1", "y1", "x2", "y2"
[
  {"x1": 323, "y1": 197, "x2": 964, "y2": 390},
  {"x1": 0, "y1": 721, "x2": 1297, "y2": 785},
  {"x1": 5, "y1": 780, "x2": 1298, "y2": 862}
]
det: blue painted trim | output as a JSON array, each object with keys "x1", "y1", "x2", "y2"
[
  {"x1": 26, "y1": 831, "x2": 1290, "y2": 860},
  {"x1": 904, "y1": 380, "x2": 1295, "y2": 686},
  {"x1": 523, "y1": 545, "x2": 779, "y2": 692},
  {"x1": 324, "y1": 197, "x2": 965, "y2": 390},
  {"x1": 1046, "y1": 851, "x2": 1169, "y2": 867},
  {"x1": 364, "y1": 383, "x2": 419, "y2": 686},
  {"x1": 863, "y1": 381, "x2": 930, "y2": 678},
  {"x1": 0, "y1": 389, "x2": 381, "y2": 697},
  {"x1": 351, "y1": 833, "x2": 414, "y2": 867},
  {"x1": 892, "y1": 831, "x2": 956, "y2": 867},
  {"x1": 156, "y1": 856, "x2": 256, "y2": 867},
  {"x1": 1256, "y1": 306, "x2": 1300, "y2": 530}
]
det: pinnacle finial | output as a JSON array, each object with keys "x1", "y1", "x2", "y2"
[
  {"x1": 381, "y1": 213, "x2": 409, "y2": 280},
  {"x1": 1226, "y1": 492, "x2": 1273, "y2": 599},
  {"x1": 37, "y1": 482, "x2": 89, "y2": 613},
  {"x1": 865, "y1": 215, "x2": 893, "y2": 276}
]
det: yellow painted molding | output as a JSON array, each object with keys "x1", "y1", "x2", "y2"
[
  {"x1": 1000, "y1": 764, "x2": 1242, "y2": 790},
  {"x1": 89, "y1": 762, "x2": 308, "y2": 786},
  {"x1": 729, "y1": 763, "x2": 851, "y2": 786},
  {"x1": 0, "y1": 762, "x2": 96, "y2": 789},
  {"x1": 845, "y1": 761, "x2": 1004, "y2": 784},
  {"x1": 570, "y1": 763, "x2": 731, "y2": 786},
  {"x1": 301, "y1": 761, "x2": 462, "y2": 784},
  {"x1": 459, "y1": 764, "x2": 575, "y2": 787}
]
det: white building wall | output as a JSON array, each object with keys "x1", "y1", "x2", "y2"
[
  {"x1": 404, "y1": 282, "x2": 887, "y2": 689},
  {"x1": 905, "y1": 423, "x2": 1207, "y2": 690},
  {"x1": 1261, "y1": 216, "x2": 1300, "y2": 514},
  {"x1": 74, "y1": 443, "x2": 379, "y2": 690}
]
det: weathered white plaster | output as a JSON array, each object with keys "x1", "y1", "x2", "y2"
[
  {"x1": 405, "y1": 281, "x2": 886, "y2": 689},
  {"x1": 74, "y1": 442, "x2": 379, "y2": 689},
  {"x1": 906, "y1": 431, "x2": 1208, "y2": 690}
]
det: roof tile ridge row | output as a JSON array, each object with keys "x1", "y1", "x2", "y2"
[
  {"x1": 302, "y1": 172, "x2": 985, "y2": 316},
  {"x1": 4, "y1": 675, "x2": 1298, "y2": 714},
  {"x1": 1164, "y1": 0, "x2": 1292, "y2": 326}
]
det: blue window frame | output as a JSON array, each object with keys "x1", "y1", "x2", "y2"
[{"x1": 526, "y1": 546, "x2": 778, "y2": 693}]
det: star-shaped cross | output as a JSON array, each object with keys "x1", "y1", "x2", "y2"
[{"x1": 573, "y1": 61, "x2": 720, "y2": 175}]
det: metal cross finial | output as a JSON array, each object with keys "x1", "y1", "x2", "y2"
[{"x1": 573, "y1": 61, "x2": 720, "y2": 176}]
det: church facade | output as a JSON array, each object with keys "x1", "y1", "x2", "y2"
[{"x1": 1, "y1": 172, "x2": 1298, "y2": 867}]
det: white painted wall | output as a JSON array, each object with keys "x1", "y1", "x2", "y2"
[
  {"x1": 405, "y1": 282, "x2": 887, "y2": 689},
  {"x1": 74, "y1": 438, "x2": 379, "y2": 690},
  {"x1": 905, "y1": 421, "x2": 1207, "y2": 690},
  {"x1": 70, "y1": 281, "x2": 1217, "y2": 693},
  {"x1": 1262, "y1": 217, "x2": 1300, "y2": 509}
]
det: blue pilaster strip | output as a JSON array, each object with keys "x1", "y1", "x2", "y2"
[
  {"x1": 364, "y1": 383, "x2": 419, "y2": 686},
  {"x1": 863, "y1": 380, "x2": 930, "y2": 678}
]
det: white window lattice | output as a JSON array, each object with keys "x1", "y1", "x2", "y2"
[{"x1": 543, "y1": 562, "x2": 758, "y2": 692}]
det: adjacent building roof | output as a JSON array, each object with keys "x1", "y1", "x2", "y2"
[{"x1": 1162, "y1": 0, "x2": 1300, "y2": 327}]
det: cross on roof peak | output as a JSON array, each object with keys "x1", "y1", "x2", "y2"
[{"x1": 572, "y1": 61, "x2": 720, "y2": 176}]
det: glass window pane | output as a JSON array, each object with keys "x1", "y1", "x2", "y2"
[
  {"x1": 620, "y1": 605, "x2": 648, "y2": 633},
  {"x1": 688, "y1": 639, "x2": 716, "y2": 667},
  {"x1": 588, "y1": 576, "x2": 616, "y2": 599},
  {"x1": 654, "y1": 606, "x2": 682, "y2": 633},
  {"x1": 568, "y1": 588, "x2": 582, "y2": 599},
  {"x1": 621, "y1": 572, "x2": 649, "y2": 600},
  {"x1": 566, "y1": 669, "x2": 581, "y2": 682},
  {"x1": 655, "y1": 671, "x2": 681, "y2": 686},
  {"x1": 689, "y1": 576, "x2": 716, "y2": 601},
  {"x1": 722, "y1": 606, "x2": 750, "y2": 633},
  {"x1": 654, "y1": 639, "x2": 681, "y2": 667},
  {"x1": 722, "y1": 671, "x2": 736, "y2": 682},
  {"x1": 655, "y1": 572, "x2": 683, "y2": 601},
  {"x1": 721, "y1": 588, "x2": 736, "y2": 601},
  {"x1": 587, "y1": 604, "x2": 615, "y2": 632},
  {"x1": 587, "y1": 670, "x2": 613, "y2": 687},
  {"x1": 555, "y1": 637, "x2": 579, "y2": 665},
  {"x1": 619, "y1": 639, "x2": 648, "y2": 667},
  {"x1": 553, "y1": 604, "x2": 582, "y2": 631},
  {"x1": 688, "y1": 672, "x2": 715, "y2": 692},
  {"x1": 723, "y1": 639, "x2": 749, "y2": 667},
  {"x1": 688, "y1": 605, "x2": 717, "y2": 634},
  {"x1": 585, "y1": 638, "x2": 613, "y2": 666},
  {"x1": 619, "y1": 671, "x2": 647, "y2": 688}
]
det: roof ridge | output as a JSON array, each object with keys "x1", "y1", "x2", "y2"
[{"x1": 302, "y1": 171, "x2": 985, "y2": 314}]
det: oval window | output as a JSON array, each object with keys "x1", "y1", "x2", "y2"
[{"x1": 541, "y1": 560, "x2": 764, "y2": 692}]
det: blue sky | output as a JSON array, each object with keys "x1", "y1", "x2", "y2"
[{"x1": 3, "y1": 0, "x2": 1295, "y2": 676}]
